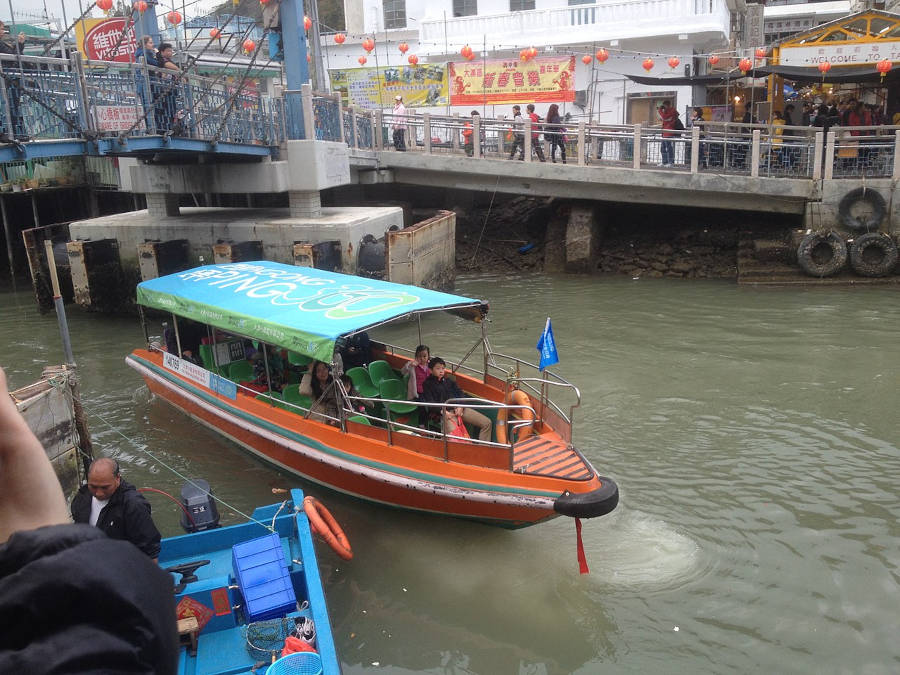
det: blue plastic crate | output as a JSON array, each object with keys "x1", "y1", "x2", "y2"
[{"x1": 232, "y1": 533, "x2": 297, "y2": 622}]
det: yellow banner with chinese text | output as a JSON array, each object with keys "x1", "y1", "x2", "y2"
[
  {"x1": 329, "y1": 64, "x2": 448, "y2": 110},
  {"x1": 449, "y1": 56, "x2": 575, "y2": 106}
]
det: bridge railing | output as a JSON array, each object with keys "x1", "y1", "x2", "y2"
[
  {"x1": 0, "y1": 52, "x2": 283, "y2": 147},
  {"x1": 308, "y1": 96, "x2": 900, "y2": 181}
]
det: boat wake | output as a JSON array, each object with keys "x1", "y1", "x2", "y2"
[{"x1": 582, "y1": 509, "x2": 703, "y2": 591}]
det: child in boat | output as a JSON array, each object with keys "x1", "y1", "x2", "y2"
[
  {"x1": 339, "y1": 374, "x2": 365, "y2": 413},
  {"x1": 421, "y1": 357, "x2": 492, "y2": 441},
  {"x1": 400, "y1": 344, "x2": 430, "y2": 400}
]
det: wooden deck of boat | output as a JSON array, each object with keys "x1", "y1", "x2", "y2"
[{"x1": 512, "y1": 434, "x2": 594, "y2": 480}]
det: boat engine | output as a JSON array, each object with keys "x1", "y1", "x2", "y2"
[{"x1": 180, "y1": 478, "x2": 221, "y2": 533}]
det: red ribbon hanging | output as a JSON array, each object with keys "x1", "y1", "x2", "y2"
[{"x1": 575, "y1": 517, "x2": 589, "y2": 574}]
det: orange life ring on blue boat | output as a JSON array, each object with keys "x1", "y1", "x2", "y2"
[
  {"x1": 496, "y1": 389, "x2": 535, "y2": 445},
  {"x1": 303, "y1": 496, "x2": 353, "y2": 560}
]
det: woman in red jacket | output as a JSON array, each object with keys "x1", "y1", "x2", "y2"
[{"x1": 658, "y1": 100, "x2": 679, "y2": 166}]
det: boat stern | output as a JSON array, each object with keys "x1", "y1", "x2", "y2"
[{"x1": 553, "y1": 476, "x2": 619, "y2": 519}]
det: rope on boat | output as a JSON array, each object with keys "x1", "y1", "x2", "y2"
[{"x1": 87, "y1": 407, "x2": 276, "y2": 533}]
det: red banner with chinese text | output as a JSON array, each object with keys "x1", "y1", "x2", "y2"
[{"x1": 449, "y1": 56, "x2": 575, "y2": 105}]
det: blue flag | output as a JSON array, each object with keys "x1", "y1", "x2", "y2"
[{"x1": 536, "y1": 317, "x2": 559, "y2": 371}]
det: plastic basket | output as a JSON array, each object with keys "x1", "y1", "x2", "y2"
[{"x1": 266, "y1": 651, "x2": 323, "y2": 675}]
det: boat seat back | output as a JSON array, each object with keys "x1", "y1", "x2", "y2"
[
  {"x1": 198, "y1": 344, "x2": 216, "y2": 370},
  {"x1": 345, "y1": 367, "x2": 380, "y2": 399},
  {"x1": 347, "y1": 414, "x2": 371, "y2": 425},
  {"x1": 228, "y1": 359, "x2": 254, "y2": 382},
  {"x1": 283, "y1": 388, "x2": 313, "y2": 412},
  {"x1": 368, "y1": 360, "x2": 399, "y2": 387}
]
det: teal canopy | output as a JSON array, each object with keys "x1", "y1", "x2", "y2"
[{"x1": 136, "y1": 261, "x2": 485, "y2": 362}]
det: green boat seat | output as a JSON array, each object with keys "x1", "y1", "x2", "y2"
[
  {"x1": 198, "y1": 344, "x2": 217, "y2": 370},
  {"x1": 345, "y1": 367, "x2": 380, "y2": 400},
  {"x1": 347, "y1": 415, "x2": 372, "y2": 426},
  {"x1": 282, "y1": 388, "x2": 312, "y2": 412},
  {"x1": 228, "y1": 359, "x2": 254, "y2": 382},
  {"x1": 379, "y1": 378, "x2": 418, "y2": 423},
  {"x1": 368, "y1": 360, "x2": 399, "y2": 387}
]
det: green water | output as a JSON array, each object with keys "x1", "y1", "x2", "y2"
[{"x1": 2, "y1": 275, "x2": 899, "y2": 674}]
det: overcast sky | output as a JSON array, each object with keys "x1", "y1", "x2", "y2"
[{"x1": 6, "y1": 0, "x2": 219, "y2": 29}]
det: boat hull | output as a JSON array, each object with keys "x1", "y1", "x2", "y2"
[{"x1": 128, "y1": 350, "x2": 612, "y2": 528}]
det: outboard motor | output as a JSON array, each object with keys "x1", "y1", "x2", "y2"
[{"x1": 180, "y1": 479, "x2": 220, "y2": 533}]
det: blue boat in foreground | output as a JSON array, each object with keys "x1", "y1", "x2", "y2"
[{"x1": 159, "y1": 487, "x2": 340, "y2": 675}]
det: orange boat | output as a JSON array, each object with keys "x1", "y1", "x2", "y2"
[{"x1": 126, "y1": 261, "x2": 617, "y2": 528}]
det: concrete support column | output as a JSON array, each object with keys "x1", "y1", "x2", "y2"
[
  {"x1": 824, "y1": 131, "x2": 836, "y2": 180},
  {"x1": 374, "y1": 110, "x2": 383, "y2": 149},
  {"x1": 290, "y1": 190, "x2": 322, "y2": 218},
  {"x1": 577, "y1": 122, "x2": 585, "y2": 167},
  {"x1": 524, "y1": 120, "x2": 532, "y2": 163},
  {"x1": 812, "y1": 131, "x2": 824, "y2": 181},
  {"x1": 146, "y1": 193, "x2": 180, "y2": 217},
  {"x1": 751, "y1": 130, "x2": 760, "y2": 178},
  {"x1": 423, "y1": 114, "x2": 431, "y2": 154},
  {"x1": 632, "y1": 125, "x2": 641, "y2": 170},
  {"x1": 690, "y1": 126, "x2": 700, "y2": 174},
  {"x1": 565, "y1": 203, "x2": 602, "y2": 273},
  {"x1": 893, "y1": 130, "x2": 900, "y2": 179},
  {"x1": 473, "y1": 115, "x2": 481, "y2": 159}
]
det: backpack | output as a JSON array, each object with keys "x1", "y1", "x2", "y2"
[{"x1": 673, "y1": 117, "x2": 685, "y2": 131}]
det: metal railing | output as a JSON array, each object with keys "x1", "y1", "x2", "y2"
[
  {"x1": 0, "y1": 52, "x2": 283, "y2": 147},
  {"x1": 307, "y1": 99, "x2": 900, "y2": 182}
]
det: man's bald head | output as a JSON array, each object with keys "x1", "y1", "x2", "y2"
[{"x1": 87, "y1": 458, "x2": 120, "y2": 500}]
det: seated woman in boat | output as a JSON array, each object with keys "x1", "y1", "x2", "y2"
[
  {"x1": 421, "y1": 357, "x2": 492, "y2": 442},
  {"x1": 299, "y1": 361, "x2": 340, "y2": 425},
  {"x1": 400, "y1": 344, "x2": 430, "y2": 400},
  {"x1": 339, "y1": 332, "x2": 371, "y2": 371}
]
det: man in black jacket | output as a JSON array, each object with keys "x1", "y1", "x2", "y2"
[
  {"x1": 421, "y1": 357, "x2": 492, "y2": 441},
  {"x1": 71, "y1": 457, "x2": 162, "y2": 561},
  {"x1": 0, "y1": 366, "x2": 177, "y2": 673}
]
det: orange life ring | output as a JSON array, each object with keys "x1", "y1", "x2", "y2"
[
  {"x1": 495, "y1": 389, "x2": 535, "y2": 445},
  {"x1": 303, "y1": 496, "x2": 353, "y2": 560}
]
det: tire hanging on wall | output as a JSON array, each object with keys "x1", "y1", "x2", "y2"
[
  {"x1": 837, "y1": 188, "x2": 887, "y2": 232},
  {"x1": 849, "y1": 232, "x2": 898, "y2": 277},
  {"x1": 797, "y1": 231, "x2": 847, "y2": 277}
]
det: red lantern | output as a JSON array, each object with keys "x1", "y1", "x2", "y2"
[
  {"x1": 96, "y1": 0, "x2": 112, "y2": 12},
  {"x1": 304, "y1": 15, "x2": 312, "y2": 31},
  {"x1": 667, "y1": 56, "x2": 680, "y2": 69},
  {"x1": 755, "y1": 47, "x2": 767, "y2": 60},
  {"x1": 528, "y1": 46, "x2": 537, "y2": 59},
  {"x1": 595, "y1": 48, "x2": 608, "y2": 63},
  {"x1": 306, "y1": 54, "x2": 311, "y2": 62},
  {"x1": 460, "y1": 44, "x2": 473, "y2": 60},
  {"x1": 399, "y1": 42, "x2": 409, "y2": 54},
  {"x1": 581, "y1": 54, "x2": 592, "y2": 65},
  {"x1": 166, "y1": 10, "x2": 182, "y2": 26},
  {"x1": 242, "y1": 38, "x2": 255, "y2": 53},
  {"x1": 260, "y1": 0, "x2": 270, "y2": 4},
  {"x1": 642, "y1": 57, "x2": 654, "y2": 72},
  {"x1": 362, "y1": 38, "x2": 375, "y2": 53},
  {"x1": 408, "y1": 54, "x2": 418, "y2": 65},
  {"x1": 519, "y1": 49, "x2": 527, "y2": 61},
  {"x1": 817, "y1": 61, "x2": 832, "y2": 75},
  {"x1": 708, "y1": 54, "x2": 719, "y2": 66},
  {"x1": 877, "y1": 59, "x2": 892, "y2": 80},
  {"x1": 133, "y1": 1, "x2": 147, "y2": 13},
  {"x1": 334, "y1": 33, "x2": 346, "y2": 44},
  {"x1": 209, "y1": 28, "x2": 221, "y2": 38},
  {"x1": 358, "y1": 56, "x2": 367, "y2": 65},
  {"x1": 738, "y1": 57, "x2": 752, "y2": 73}
]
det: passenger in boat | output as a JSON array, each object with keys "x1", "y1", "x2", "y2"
[
  {"x1": 400, "y1": 344, "x2": 430, "y2": 400},
  {"x1": 71, "y1": 457, "x2": 162, "y2": 562},
  {"x1": 252, "y1": 344, "x2": 286, "y2": 391},
  {"x1": 421, "y1": 357, "x2": 492, "y2": 441},
  {"x1": 340, "y1": 331, "x2": 371, "y2": 370},
  {"x1": 0, "y1": 367, "x2": 178, "y2": 673},
  {"x1": 299, "y1": 361, "x2": 340, "y2": 425},
  {"x1": 339, "y1": 374, "x2": 365, "y2": 413}
]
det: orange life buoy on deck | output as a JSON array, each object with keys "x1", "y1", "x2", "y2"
[
  {"x1": 495, "y1": 389, "x2": 535, "y2": 445},
  {"x1": 303, "y1": 496, "x2": 353, "y2": 560}
]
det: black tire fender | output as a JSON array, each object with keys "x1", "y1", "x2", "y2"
[
  {"x1": 797, "y1": 231, "x2": 847, "y2": 277},
  {"x1": 849, "y1": 232, "x2": 898, "y2": 277},
  {"x1": 837, "y1": 187, "x2": 887, "y2": 232}
]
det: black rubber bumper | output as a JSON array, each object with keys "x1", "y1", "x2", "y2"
[{"x1": 553, "y1": 477, "x2": 619, "y2": 518}]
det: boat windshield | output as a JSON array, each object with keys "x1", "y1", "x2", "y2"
[{"x1": 136, "y1": 261, "x2": 487, "y2": 362}]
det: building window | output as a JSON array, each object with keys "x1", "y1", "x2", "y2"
[
  {"x1": 453, "y1": 0, "x2": 477, "y2": 17},
  {"x1": 383, "y1": 0, "x2": 406, "y2": 29},
  {"x1": 510, "y1": 0, "x2": 535, "y2": 9}
]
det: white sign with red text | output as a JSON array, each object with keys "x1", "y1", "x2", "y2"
[{"x1": 92, "y1": 105, "x2": 145, "y2": 132}]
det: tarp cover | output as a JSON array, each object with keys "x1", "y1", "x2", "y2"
[{"x1": 136, "y1": 261, "x2": 483, "y2": 362}]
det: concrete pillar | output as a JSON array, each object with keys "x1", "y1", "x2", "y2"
[
  {"x1": 565, "y1": 203, "x2": 602, "y2": 273},
  {"x1": 290, "y1": 190, "x2": 322, "y2": 218},
  {"x1": 146, "y1": 193, "x2": 180, "y2": 217}
]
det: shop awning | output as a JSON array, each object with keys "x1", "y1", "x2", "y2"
[{"x1": 626, "y1": 65, "x2": 900, "y2": 87}]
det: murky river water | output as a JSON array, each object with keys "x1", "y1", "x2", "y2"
[{"x1": 2, "y1": 275, "x2": 899, "y2": 674}]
